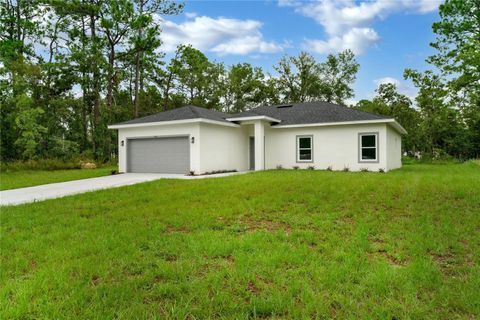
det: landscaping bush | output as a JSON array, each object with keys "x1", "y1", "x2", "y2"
[{"x1": 0, "y1": 158, "x2": 114, "y2": 172}]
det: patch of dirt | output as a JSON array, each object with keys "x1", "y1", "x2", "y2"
[
  {"x1": 164, "y1": 226, "x2": 189, "y2": 234},
  {"x1": 369, "y1": 235, "x2": 385, "y2": 244},
  {"x1": 246, "y1": 281, "x2": 261, "y2": 295},
  {"x1": 371, "y1": 203, "x2": 395, "y2": 212},
  {"x1": 158, "y1": 253, "x2": 177, "y2": 262},
  {"x1": 368, "y1": 236, "x2": 405, "y2": 267},
  {"x1": 29, "y1": 260, "x2": 37, "y2": 270},
  {"x1": 428, "y1": 249, "x2": 457, "y2": 275},
  {"x1": 223, "y1": 255, "x2": 235, "y2": 265},
  {"x1": 231, "y1": 216, "x2": 293, "y2": 235},
  {"x1": 329, "y1": 300, "x2": 343, "y2": 319},
  {"x1": 91, "y1": 275, "x2": 100, "y2": 286},
  {"x1": 203, "y1": 255, "x2": 235, "y2": 266},
  {"x1": 152, "y1": 274, "x2": 167, "y2": 284},
  {"x1": 459, "y1": 239, "x2": 476, "y2": 268},
  {"x1": 377, "y1": 250, "x2": 404, "y2": 266},
  {"x1": 334, "y1": 215, "x2": 356, "y2": 226}
]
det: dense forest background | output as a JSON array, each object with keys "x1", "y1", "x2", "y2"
[{"x1": 1, "y1": 0, "x2": 479, "y2": 162}]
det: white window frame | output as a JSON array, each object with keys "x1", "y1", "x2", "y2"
[
  {"x1": 296, "y1": 135, "x2": 313, "y2": 163},
  {"x1": 358, "y1": 132, "x2": 379, "y2": 163}
]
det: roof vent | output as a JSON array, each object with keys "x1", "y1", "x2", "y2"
[{"x1": 276, "y1": 104, "x2": 293, "y2": 108}]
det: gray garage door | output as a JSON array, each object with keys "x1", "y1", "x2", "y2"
[{"x1": 127, "y1": 137, "x2": 190, "y2": 173}]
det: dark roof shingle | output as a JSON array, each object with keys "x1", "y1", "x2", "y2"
[
  {"x1": 229, "y1": 101, "x2": 392, "y2": 125},
  {"x1": 112, "y1": 102, "x2": 392, "y2": 127},
  {"x1": 114, "y1": 105, "x2": 230, "y2": 125}
]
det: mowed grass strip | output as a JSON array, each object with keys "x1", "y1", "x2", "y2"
[
  {"x1": 0, "y1": 167, "x2": 117, "y2": 190},
  {"x1": 1, "y1": 163, "x2": 479, "y2": 319}
]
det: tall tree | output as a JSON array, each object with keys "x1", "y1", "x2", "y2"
[
  {"x1": 428, "y1": 0, "x2": 480, "y2": 158},
  {"x1": 404, "y1": 69, "x2": 468, "y2": 158},
  {"x1": 99, "y1": 0, "x2": 134, "y2": 156},
  {"x1": 318, "y1": 49, "x2": 359, "y2": 105},
  {"x1": 0, "y1": 0, "x2": 46, "y2": 160},
  {"x1": 428, "y1": 0, "x2": 480, "y2": 98},
  {"x1": 403, "y1": 0, "x2": 480, "y2": 158},
  {"x1": 130, "y1": 0, "x2": 183, "y2": 117},
  {"x1": 171, "y1": 45, "x2": 223, "y2": 109},
  {"x1": 356, "y1": 83, "x2": 421, "y2": 154},
  {"x1": 222, "y1": 63, "x2": 267, "y2": 113},
  {"x1": 274, "y1": 52, "x2": 320, "y2": 103},
  {"x1": 273, "y1": 50, "x2": 359, "y2": 105}
]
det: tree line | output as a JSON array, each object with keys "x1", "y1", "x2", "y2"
[{"x1": 1, "y1": 0, "x2": 478, "y2": 162}]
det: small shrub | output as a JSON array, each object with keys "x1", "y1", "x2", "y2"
[
  {"x1": 276, "y1": 165, "x2": 283, "y2": 170},
  {"x1": 326, "y1": 166, "x2": 333, "y2": 171},
  {"x1": 188, "y1": 170, "x2": 196, "y2": 176},
  {"x1": 81, "y1": 162, "x2": 97, "y2": 169},
  {"x1": 110, "y1": 169, "x2": 118, "y2": 175},
  {"x1": 378, "y1": 168, "x2": 385, "y2": 173},
  {"x1": 360, "y1": 167, "x2": 369, "y2": 172},
  {"x1": 0, "y1": 158, "x2": 84, "y2": 172},
  {"x1": 200, "y1": 169, "x2": 237, "y2": 176},
  {"x1": 343, "y1": 166, "x2": 350, "y2": 172},
  {"x1": 292, "y1": 166, "x2": 299, "y2": 170},
  {"x1": 307, "y1": 165, "x2": 315, "y2": 170}
]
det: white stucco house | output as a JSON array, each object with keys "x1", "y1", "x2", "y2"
[{"x1": 108, "y1": 102, "x2": 407, "y2": 174}]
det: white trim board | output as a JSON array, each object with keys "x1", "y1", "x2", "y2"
[
  {"x1": 108, "y1": 118, "x2": 240, "y2": 129},
  {"x1": 226, "y1": 115, "x2": 281, "y2": 123},
  {"x1": 271, "y1": 119, "x2": 407, "y2": 134}
]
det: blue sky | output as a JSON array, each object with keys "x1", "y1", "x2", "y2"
[{"x1": 160, "y1": 0, "x2": 442, "y2": 103}]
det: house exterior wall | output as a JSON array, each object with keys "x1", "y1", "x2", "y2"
[
  {"x1": 386, "y1": 125, "x2": 402, "y2": 171},
  {"x1": 198, "y1": 123, "x2": 249, "y2": 173},
  {"x1": 117, "y1": 122, "x2": 249, "y2": 174},
  {"x1": 264, "y1": 123, "x2": 392, "y2": 172},
  {"x1": 116, "y1": 120, "x2": 402, "y2": 174},
  {"x1": 117, "y1": 123, "x2": 200, "y2": 173}
]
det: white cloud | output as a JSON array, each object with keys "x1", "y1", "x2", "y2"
[
  {"x1": 277, "y1": 0, "x2": 302, "y2": 7},
  {"x1": 184, "y1": 12, "x2": 197, "y2": 18},
  {"x1": 211, "y1": 36, "x2": 281, "y2": 56},
  {"x1": 159, "y1": 15, "x2": 283, "y2": 55},
  {"x1": 304, "y1": 27, "x2": 379, "y2": 55},
  {"x1": 284, "y1": 0, "x2": 442, "y2": 54}
]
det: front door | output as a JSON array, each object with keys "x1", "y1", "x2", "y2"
[{"x1": 249, "y1": 137, "x2": 255, "y2": 170}]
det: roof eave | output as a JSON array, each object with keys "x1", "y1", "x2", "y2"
[
  {"x1": 389, "y1": 120, "x2": 408, "y2": 135},
  {"x1": 108, "y1": 118, "x2": 240, "y2": 129},
  {"x1": 225, "y1": 115, "x2": 281, "y2": 123},
  {"x1": 271, "y1": 118, "x2": 407, "y2": 134}
]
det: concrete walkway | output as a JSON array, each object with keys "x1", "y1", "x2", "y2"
[{"x1": 1, "y1": 172, "x2": 243, "y2": 206}]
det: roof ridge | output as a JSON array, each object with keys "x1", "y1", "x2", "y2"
[{"x1": 187, "y1": 105, "x2": 201, "y2": 118}]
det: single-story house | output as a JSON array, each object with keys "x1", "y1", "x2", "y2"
[{"x1": 108, "y1": 102, "x2": 407, "y2": 174}]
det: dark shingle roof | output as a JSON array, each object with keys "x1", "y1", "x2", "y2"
[
  {"x1": 228, "y1": 101, "x2": 392, "y2": 125},
  {"x1": 112, "y1": 102, "x2": 392, "y2": 127},
  {"x1": 114, "y1": 105, "x2": 230, "y2": 125}
]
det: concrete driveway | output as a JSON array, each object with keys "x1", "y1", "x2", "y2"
[{"x1": 1, "y1": 172, "x2": 243, "y2": 206}]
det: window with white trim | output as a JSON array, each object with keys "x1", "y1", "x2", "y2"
[
  {"x1": 359, "y1": 133, "x2": 378, "y2": 162},
  {"x1": 296, "y1": 135, "x2": 313, "y2": 162}
]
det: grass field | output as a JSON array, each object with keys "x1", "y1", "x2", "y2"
[
  {"x1": 1, "y1": 163, "x2": 479, "y2": 319},
  {"x1": 0, "y1": 167, "x2": 117, "y2": 190}
]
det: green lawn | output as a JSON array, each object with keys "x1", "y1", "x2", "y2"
[
  {"x1": 0, "y1": 167, "x2": 117, "y2": 190},
  {"x1": 1, "y1": 163, "x2": 479, "y2": 319}
]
